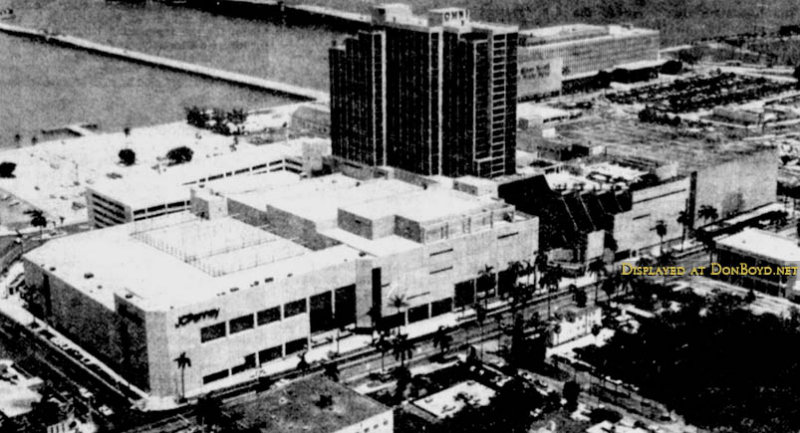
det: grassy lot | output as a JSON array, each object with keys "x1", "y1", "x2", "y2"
[{"x1": 300, "y1": 0, "x2": 800, "y2": 46}]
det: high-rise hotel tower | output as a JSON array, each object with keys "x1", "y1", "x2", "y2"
[{"x1": 330, "y1": 4, "x2": 518, "y2": 178}]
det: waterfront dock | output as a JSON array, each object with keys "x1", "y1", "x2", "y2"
[
  {"x1": 284, "y1": 4, "x2": 370, "y2": 28},
  {"x1": 42, "y1": 123, "x2": 99, "y2": 137},
  {"x1": 193, "y1": 0, "x2": 371, "y2": 31},
  {"x1": 0, "y1": 22, "x2": 328, "y2": 102}
]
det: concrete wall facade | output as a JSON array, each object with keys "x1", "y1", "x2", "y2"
[
  {"x1": 694, "y1": 147, "x2": 778, "y2": 223},
  {"x1": 22, "y1": 258, "x2": 151, "y2": 390},
  {"x1": 613, "y1": 177, "x2": 691, "y2": 255},
  {"x1": 148, "y1": 258, "x2": 359, "y2": 397},
  {"x1": 369, "y1": 217, "x2": 538, "y2": 322}
]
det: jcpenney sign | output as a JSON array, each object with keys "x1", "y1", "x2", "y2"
[{"x1": 175, "y1": 309, "x2": 220, "y2": 328}]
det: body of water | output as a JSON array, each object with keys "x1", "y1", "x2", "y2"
[
  {"x1": 0, "y1": 0, "x2": 342, "y2": 145},
  {"x1": 4, "y1": 0, "x2": 800, "y2": 147}
]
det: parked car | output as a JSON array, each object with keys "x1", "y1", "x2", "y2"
[
  {"x1": 98, "y1": 405, "x2": 114, "y2": 417},
  {"x1": 78, "y1": 387, "x2": 94, "y2": 400}
]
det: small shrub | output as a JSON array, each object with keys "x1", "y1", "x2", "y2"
[{"x1": 118, "y1": 149, "x2": 136, "y2": 166}]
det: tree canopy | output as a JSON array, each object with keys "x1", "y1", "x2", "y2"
[
  {"x1": 0, "y1": 162, "x2": 16, "y2": 178},
  {"x1": 118, "y1": 148, "x2": 136, "y2": 166},
  {"x1": 587, "y1": 293, "x2": 800, "y2": 433},
  {"x1": 166, "y1": 146, "x2": 194, "y2": 165}
]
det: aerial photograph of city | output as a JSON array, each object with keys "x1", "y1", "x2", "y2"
[{"x1": 3, "y1": 0, "x2": 800, "y2": 432}]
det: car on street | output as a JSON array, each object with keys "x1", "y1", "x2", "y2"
[
  {"x1": 98, "y1": 405, "x2": 114, "y2": 417},
  {"x1": 77, "y1": 387, "x2": 94, "y2": 400}
]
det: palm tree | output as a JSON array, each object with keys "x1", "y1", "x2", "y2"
[
  {"x1": 540, "y1": 266, "x2": 563, "y2": 320},
  {"x1": 24, "y1": 209, "x2": 47, "y2": 238},
  {"x1": 323, "y1": 361, "x2": 340, "y2": 382},
  {"x1": 602, "y1": 271, "x2": 620, "y2": 302},
  {"x1": 605, "y1": 233, "x2": 618, "y2": 258},
  {"x1": 393, "y1": 365, "x2": 412, "y2": 402},
  {"x1": 697, "y1": 231, "x2": 716, "y2": 265},
  {"x1": 523, "y1": 259, "x2": 533, "y2": 286},
  {"x1": 366, "y1": 306, "x2": 381, "y2": 331},
  {"x1": 432, "y1": 326, "x2": 453, "y2": 360},
  {"x1": 676, "y1": 209, "x2": 692, "y2": 250},
  {"x1": 296, "y1": 351, "x2": 310, "y2": 373},
  {"x1": 388, "y1": 294, "x2": 408, "y2": 334},
  {"x1": 472, "y1": 303, "x2": 487, "y2": 359},
  {"x1": 654, "y1": 220, "x2": 668, "y2": 255},
  {"x1": 392, "y1": 334, "x2": 415, "y2": 367},
  {"x1": 698, "y1": 205, "x2": 719, "y2": 225},
  {"x1": 372, "y1": 331, "x2": 392, "y2": 373},
  {"x1": 506, "y1": 260, "x2": 525, "y2": 297},
  {"x1": 509, "y1": 281, "x2": 530, "y2": 319},
  {"x1": 587, "y1": 257, "x2": 606, "y2": 304},
  {"x1": 195, "y1": 393, "x2": 223, "y2": 431},
  {"x1": 174, "y1": 352, "x2": 192, "y2": 401},
  {"x1": 533, "y1": 253, "x2": 549, "y2": 293}
]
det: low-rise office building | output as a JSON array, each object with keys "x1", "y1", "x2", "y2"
[
  {"x1": 83, "y1": 141, "x2": 322, "y2": 228},
  {"x1": 24, "y1": 175, "x2": 538, "y2": 398},
  {"x1": 518, "y1": 24, "x2": 660, "y2": 99},
  {"x1": 291, "y1": 103, "x2": 331, "y2": 138},
  {"x1": 413, "y1": 381, "x2": 495, "y2": 420},
  {"x1": 712, "y1": 228, "x2": 800, "y2": 299},
  {"x1": 86, "y1": 180, "x2": 190, "y2": 228}
]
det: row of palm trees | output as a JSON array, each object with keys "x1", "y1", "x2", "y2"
[
  {"x1": 171, "y1": 201, "x2": 725, "y2": 401},
  {"x1": 174, "y1": 204, "x2": 729, "y2": 402}
]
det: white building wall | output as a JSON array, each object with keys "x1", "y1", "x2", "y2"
[
  {"x1": 373, "y1": 217, "x2": 538, "y2": 317},
  {"x1": 613, "y1": 177, "x2": 690, "y2": 255},
  {"x1": 150, "y1": 259, "x2": 358, "y2": 397}
]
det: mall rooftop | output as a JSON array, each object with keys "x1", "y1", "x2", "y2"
[
  {"x1": 23, "y1": 211, "x2": 361, "y2": 312},
  {"x1": 413, "y1": 380, "x2": 495, "y2": 419},
  {"x1": 519, "y1": 23, "x2": 658, "y2": 46},
  {"x1": 716, "y1": 228, "x2": 800, "y2": 263}
]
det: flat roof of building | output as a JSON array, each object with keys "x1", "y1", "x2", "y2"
[
  {"x1": 24, "y1": 212, "x2": 362, "y2": 311},
  {"x1": 0, "y1": 360, "x2": 43, "y2": 419},
  {"x1": 521, "y1": 23, "x2": 606, "y2": 39},
  {"x1": 517, "y1": 103, "x2": 572, "y2": 122},
  {"x1": 203, "y1": 171, "x2": 300, "y2": 196},
  {"x1": 226, "y1": 377, "x2": 390, "y2": 433},
  {"x1": 320, "y1": 228, "x2": 422, "y2": 257},
  {"x1": 519, "y1": 23, "x2": 657, "y2": 44},
  {"x1": 341, "y1": 188, "x2": 500, "y2": 223},
  {"x1": 89, "y1": 178, "x2": 190, "y2": 209},
  {"x1": 228, "y1": 173, "x2": 359, "y2": 217},
  {"x1": 716, "y1": 228, "x2": 800, "y2": 262},
  {"x1": 161, "y1": 143, "x2": 295, "y2": 185},
  {"x1": 235, "y1": 176, "x2": 420, "y2": 226},
  {"x1": 413, "y1": 380, "x2": 495, "y2": 419}
]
